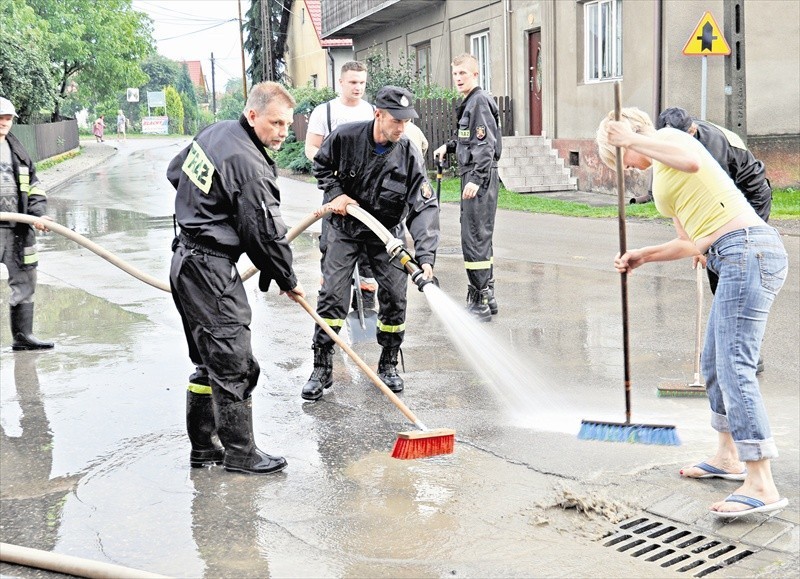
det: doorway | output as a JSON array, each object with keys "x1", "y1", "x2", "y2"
[{"x1": 528, "y1": 29, "x2": 542, "y2": 135}]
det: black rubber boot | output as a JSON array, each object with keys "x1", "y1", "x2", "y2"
[
  {"x1": 465, "y1": 285, "x2": 491, "y2": 322},
  {"x1": 301, "y1": 344, "x2": 334, "y2": 401},
  {"x1": 487, "y1": 278, "x2": 498, "y2": 315},
  {"x1": 212, "y1": 388, "x2": 287, "y2": 475},
  {"x1": 186, "y1": 390, "x2": 225, "y2": 468},
  {"x1": 10, "y1": 303, "x2": 54, "y2": 351},
  {"x1": 378, "y1": 347, "x2": 404, "y2": 393}
]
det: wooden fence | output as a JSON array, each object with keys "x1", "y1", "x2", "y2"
[
  {"x1": 293, "y1": 96, "x2": 514, "y2": 169},
  {"x1": 415, "y1": 96, "x2": 514, "y2": 168},
  {"x1": 9, "y1": 120, "x2": 79, "y2": 163}
]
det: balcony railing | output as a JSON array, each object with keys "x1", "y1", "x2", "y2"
[{"x1": 321, "y1": 0, "x2": 439, "y2": 38}]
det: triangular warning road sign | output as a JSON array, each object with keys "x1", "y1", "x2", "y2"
[{"x1": 683, "y1": 11, "x2": 731, "y2": 56}]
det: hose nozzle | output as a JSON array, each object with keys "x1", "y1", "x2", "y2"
[{"x1": 386, "y1": 238, "x2": 437, "y2": 292}]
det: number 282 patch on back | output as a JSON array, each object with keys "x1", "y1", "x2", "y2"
[{"x1": 182, "y1": 142, "x2": 215, "y2": 194}]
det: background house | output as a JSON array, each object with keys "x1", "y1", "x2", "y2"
[
  {"x1": 181, "y1": 60, "x2": 209, "y2": 103},
  {"x1": 320, "y1": 0, "x2": 799, "y2": 196},
  {"x1": 285, "y1": 0, "x2": 355, "y2": 90}
]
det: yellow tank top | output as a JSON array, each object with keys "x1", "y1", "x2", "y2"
[{"x1": 652, "y1": 129, "x2": 753, "y2": 240}]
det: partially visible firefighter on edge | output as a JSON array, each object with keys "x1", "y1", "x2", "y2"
[
  {"x1": 0, "y1": 96, "x2": 55, "y2": 351},
  {"x1": 167, "y1": 82, "x2": 305, "y2": 475},
  {"x1": 301, "y1": 85, "x2": 439, "y2": 402}
]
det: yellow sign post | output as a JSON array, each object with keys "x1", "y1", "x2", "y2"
[
  {"x1": 683, "y1": 11, "x2": 731, "y2": 56},
  {"x1": 682, "y1": 11, "x2": 730, "y2": 120}
]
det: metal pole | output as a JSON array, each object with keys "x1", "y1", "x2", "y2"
[
  {"x1": 700, "y1": 55, "x2": 708, "y2": 120},
  {"x1": 238, "y1": 0, "x2": 248, "y2": 100},
  {"x1": 210, "y1": 52, "x2": 217, "y2": 116}
]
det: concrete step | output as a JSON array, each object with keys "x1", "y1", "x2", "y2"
[
  {"x1": 501, "y1": 144, "x2": 555, "y2": 158},
  {"x1": 499, "y1": 135, "x2": 575, "y2": 193},
  {"x1": 501, "y1": 175, "x2": 577, "y2": 192}
]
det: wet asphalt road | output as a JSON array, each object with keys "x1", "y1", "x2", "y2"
[{"x1": 1, "y1": 138, "x2": 798, "y2": 578}]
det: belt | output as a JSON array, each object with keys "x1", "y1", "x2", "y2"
[{"x1": 178, "y1": 232, "x2": 236, "y2": 260}]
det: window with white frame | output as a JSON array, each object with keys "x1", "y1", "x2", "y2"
[
  {"x1": 470, "y1": 31, "x2": 491, "y2": 89},
  {"x1": 584, "y1": 0, "x2": 622, "y2": 82},
  {"x1": 415, "y1": 44, "x2": 431, "y2": 86}
]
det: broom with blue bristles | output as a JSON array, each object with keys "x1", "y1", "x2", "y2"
[{"x1": 578, "y1": 81, "x2": 680, "y2": 446}]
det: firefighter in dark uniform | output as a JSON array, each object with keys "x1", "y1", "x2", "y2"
[
  {"x1": 657, "y1": 106, "x2": 773, "y2": 373},
  {"x1": 168, "y1": 82, "x2": 305, "y2": 475},
  {"x1": 434, "y1": 53, "x2": 502, "y2": 322},
  {"x1": 302, "y1": 86, "x2": 439, "y2": 401},
  {"x1": 0, "y1": 97, "x2": 54, "y2": 351}
]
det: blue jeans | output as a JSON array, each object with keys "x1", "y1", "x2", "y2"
[{"x1": 703, "y1": 226, "x2": 788, "y2": 461}]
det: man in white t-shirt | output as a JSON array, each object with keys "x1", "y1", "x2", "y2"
[
  {"x1": 305, "y1": 61, "x2": 378, "y2": 310},
  {"x1": 305, "y1": 61, "x2": 374, "y2": 159}
]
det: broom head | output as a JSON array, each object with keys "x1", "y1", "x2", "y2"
[
  {"x1": 391, "y1": 428, "x2": 455, "y2": 460},
  {"x1": 578, "y1": 420, "x2": 680, "y2": 446},
  {"x1": 657, "y1": 381, "x2": 707, "y2": 398}
]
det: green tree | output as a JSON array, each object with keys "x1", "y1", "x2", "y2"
[
  {"x1": 180, "y1": 91, "x2": 198, "y2": 134},
  {"x1": 165, "y1": 85, "x2": 184, "y2": 134},
  {"x1": 0, "y1": 0, "x2": 56, "y2": 122},
  {"x1": 117, "y1": 54, "x2": 182, "y2": 129},
  {"x1": 141, "y1": 54, "x2": 181, "y2": 94},
  {"x1": 244, "y1": 0, "x2": 294, "y2": 83},
  {"x1": 217, "y1": 90, "x2": 245, "y2": 121},
  {"x1": 290, "y1": 85, "x2": 335, "y2": 116},
  {"x1": 365, "y1": 49, "x2": 459, "y2": 102},
  {"x1": 196, "y1": 108, "x2": 215, "y2": 132},
  {"x1": 177, "y1": 64, "x2": 200, "y2": 103},
  {"x1": 27, "y1": 0, "x2": 153, "y2": 119},
  {"x1": 177, "y1": 64, "x2": 199, "y2": 134}
]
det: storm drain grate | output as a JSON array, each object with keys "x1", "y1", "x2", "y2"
[{"x1": 602, "y1": 515, "x2": 755, "y2": 577}]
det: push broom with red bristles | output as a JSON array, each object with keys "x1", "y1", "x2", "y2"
[{"x1": 294, "y1": 295, "x2": 455, "y2": 459}]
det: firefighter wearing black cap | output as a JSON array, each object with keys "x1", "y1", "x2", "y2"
[
  {"x1": 168, "y1": 82, "x2": 305, "y2": 474},
  {"x1": 434, "y1": 53, "x2": 502, "y2": 322},
  {"x1": 302, "y1": 85, "x2": 439, "y2": 401}
]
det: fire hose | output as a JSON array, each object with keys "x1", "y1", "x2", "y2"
[
  {"x1": 0, "y1": 206, "x2": 434, "y2": 576},
  {"x1": 0, "y1": 206, "x2": 433, "y2": 293},
  {"x1": 0, "y1": 542, "x2": 168, "y2": 578}
]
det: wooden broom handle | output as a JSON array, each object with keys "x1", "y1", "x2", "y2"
[
  {"x1": 613, "y1": 81, "x2": 632, "y2": 425},
  {"x1": 293, "y1": 295, "x2": 424, "y2": 429}
]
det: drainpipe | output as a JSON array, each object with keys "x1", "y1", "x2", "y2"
[
  {"x1": 503, "y1": 0, "x2": 511, "y2": 98},
  {"x1": 652, "y1": 0, "x2": 663, "y2": 118},
  {"x1": 648, "y1": 0, "x2": 663, "y2": 201},
  {"x1": 327, "y1": 48, "x2": 334, "y2": 88}
]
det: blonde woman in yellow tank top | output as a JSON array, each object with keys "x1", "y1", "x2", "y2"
[{"x1": 597, "y1": 108, "x2": 789, "y2": 519}]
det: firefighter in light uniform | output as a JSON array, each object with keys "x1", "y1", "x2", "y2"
[
  {"x1": 434, "y1": 53, "x2": 502, "y2": 322},
  {"x1": 168, "y1": 82, "x2": 305, "y2": 475},
  {"x1": 302, "y1": 86, "x2": 439, "y2": 401},
  {"x1": 0, "y1": 97, "x2": 54, "y2": 350}
]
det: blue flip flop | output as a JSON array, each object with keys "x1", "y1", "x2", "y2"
[
  {"x1": 711, "y1": 494, "x2": 789, "y2": 519},
  {"x1": 686, "y1": 461, "x2": 747, "y2": 481}
]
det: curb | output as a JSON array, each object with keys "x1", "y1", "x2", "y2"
[{"x1": 41, "y1": 142, "x2": 118, "y2": 193}]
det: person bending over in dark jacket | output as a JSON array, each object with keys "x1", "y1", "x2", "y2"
[{"x1": 658, "y1": 106, "x2": 773, "y2": 373}]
